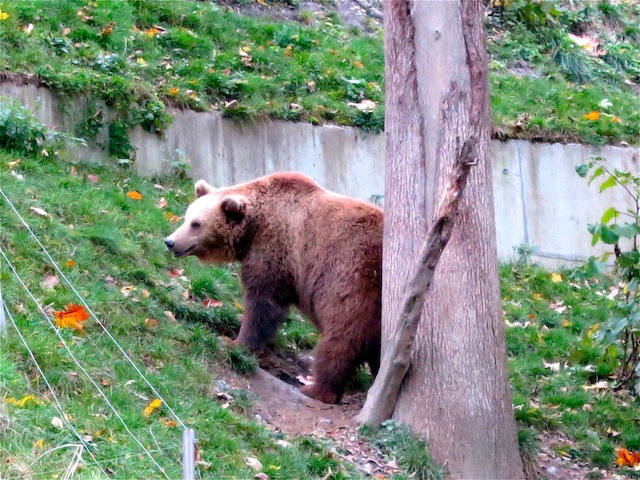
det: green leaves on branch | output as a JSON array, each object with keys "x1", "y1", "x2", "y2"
[{"x1": 577, "y1": 155, "x2": 640, "y2": 394}]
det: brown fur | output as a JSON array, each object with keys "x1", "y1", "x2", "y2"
[{"x1": 165, "y1": 172, "x2": 382, "y2": 403}]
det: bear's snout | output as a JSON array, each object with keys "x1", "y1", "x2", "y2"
[{"x1": 164, "y1": 238, "x2": 175, "y2": 250}]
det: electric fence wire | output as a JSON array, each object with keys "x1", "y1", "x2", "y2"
[
  {"x1": 0, "y1": 187, "x2": 187, "y2": 430},
  {"x1": 2, "y1": 302, "x2": 108, "y2": 479},
  {"x1": 0, "y1": 247, "x2": 172, "y2": 480}
]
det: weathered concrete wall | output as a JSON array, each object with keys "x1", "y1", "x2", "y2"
[{"x1": 2, "y1": 83, "x2": 638, "y2": 266}]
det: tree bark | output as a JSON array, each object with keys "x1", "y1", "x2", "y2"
[
  {"x1": 357, "y1": 138, "x2": 476, "y2": 426},
  {"x1": 379, "y1": 1, "x2": 524, "y2": 479}
]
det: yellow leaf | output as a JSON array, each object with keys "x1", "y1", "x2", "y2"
[
  {"x1": 145, "y1": 27, "x2": 159, "y2": 37},
  {"x1": 583, "y1": 111, "x2": 600, "y2": 121},
  {"x1": 54, "y1": 305, "x2": 90, "y2": 333},
  {"x1": 144, "y1": 398, "x2": 163, "y2": 417},
  {"x1": 136, "y1": 57, "x2": 147, "y2": 66},
  {"x1": 33, "y1": 439, "x2": 45, "y2": 449},
  {"x1": 0, "y1": 10, "x2": 9, "y2": 21},
  {"x1": 551, "y1": 273, "x2": 562, "y2": 283},
  {"x1": 7, "y1": 395, "x2": 38, "y2": 407},
  {"x1": 533, "y1": 293, "x2": 542, "y2": 300},
  {"x1": 126, "y1": 191, "x2": 142, "y2": 200},
  {"x1": 168, "y1": 87, "x2": 179, "y2": 95},
  {"x1": 561, "y1": 319, "x2": 571, "y2": 328}
]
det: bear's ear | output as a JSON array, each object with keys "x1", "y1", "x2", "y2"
[
  {"x1": 195, "y1": 179, "x2": 216, "y2": 198},
  {"x1": 220, "y1": 195, "x2": 247, "y2": 223}
]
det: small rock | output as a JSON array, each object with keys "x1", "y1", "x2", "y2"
[{"x1": 547, "y1": 466, "x2": 557, "y2": 476}]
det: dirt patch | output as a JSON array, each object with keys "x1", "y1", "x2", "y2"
[{"x1": 218, "y1": 357, "x2": 634, "y2": 479}]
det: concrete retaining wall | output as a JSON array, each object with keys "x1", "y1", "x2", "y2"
[{"x1": 2, "y1": 83, "x2": 638, "y2": 266}]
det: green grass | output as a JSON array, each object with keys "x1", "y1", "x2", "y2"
[
  {"x1": 502, "y1": 262, "x2": 640, "y2": 474},
  {"x1": 0, "y1": 0, "x2": 638, "y2": 147},
  {"x1": 0, "y1": 149, "x2": 355, "y2": 479}
]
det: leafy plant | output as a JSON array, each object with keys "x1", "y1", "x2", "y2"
[
  {"x1": 576, "y1": 156, "x2": 640, "y2": 394},
  {"x1": 0, "y1": 98, "x2": 84, "y2": 156}
]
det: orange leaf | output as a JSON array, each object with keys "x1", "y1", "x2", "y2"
[
  {"x1": 162, "y1": 418, "x2": 177, "y2": 428},
  {"x1": 166, "y1": 212, "x2": 180, "y2": 223},
  {"x1": 126, "y1": 191, "x2": 142, "y2": 200},
  {"x1": 354, "y1": 60, "x2": 364, "y2": 68},
  {"x1": 616, "y1": 447, "x2": 640, "y2": 467},
  {"x1": 168, "y1": 87, "x2": 179, "y2": 95},
  {"x1": 583, "y1": 111, "x2": 600, "y2": 121},
  {"x1": 54, "y1": 304, "x2": 90, "y2": 333},
  {"x1": 66, "y1": 260, "x2": 76, "y2": 268},
  {"x1": 612, "y1": 116, "x2": 620, "y2": 123},
  {"x1": 144, "y1": 318, "x2": 158, "y2": 328}
]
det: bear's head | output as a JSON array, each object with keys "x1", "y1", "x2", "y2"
[{"x1": 164, "y1": 179, "x2": 251, "y2": 263}]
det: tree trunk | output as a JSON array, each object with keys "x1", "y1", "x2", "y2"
[{"x1": 381, "y1": 1, "x2": 524, "y2": 479}]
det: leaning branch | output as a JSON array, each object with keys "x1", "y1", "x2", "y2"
[{"x1": 357, "y1": 136, "x2": 477, "y2": 427}]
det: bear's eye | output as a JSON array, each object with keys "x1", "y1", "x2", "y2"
[{"x1": 191, "y1": 220, "x2": 201, "y2": 229}]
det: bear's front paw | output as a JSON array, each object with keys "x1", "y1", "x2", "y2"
[{"x1": 300, "y1": 384, "x2": 339, "y2": 404}]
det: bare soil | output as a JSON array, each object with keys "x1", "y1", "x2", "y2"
[{"x1": 217, "y1": 350, "x2": 632, "y2": 479}]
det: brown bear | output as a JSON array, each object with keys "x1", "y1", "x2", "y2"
[{"x1": 164, "y1": 172, "x2": 382, "y2": 404}]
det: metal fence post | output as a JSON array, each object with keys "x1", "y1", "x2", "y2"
[{"x1": 182, "y1": 427, "x2": 196, "y2": 480}]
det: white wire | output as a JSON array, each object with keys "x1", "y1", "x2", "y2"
[
  {"x1": 3, "y1": 304, "x2": 107, "y2": 479},
  {"x1": 0, "y1": 187, "x2": 187, "y2": 430},
  {"x1": 0, "y1": 248, "x2": 172, "y2": 480}
]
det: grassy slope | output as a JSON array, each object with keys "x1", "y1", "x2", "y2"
[
  {"x1": 0, "y1": 146, "x2": 639, "y2": 477},
  {"x1": 0, "y1": 151, "x2": 358, "y2": 479},
  {"x1": 0, "y1": 0, "x2": 638, "y2": 145}
]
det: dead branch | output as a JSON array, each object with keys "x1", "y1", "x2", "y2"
[{"x1": 356, "y1": 136, "x2": 477, "y2": 427}]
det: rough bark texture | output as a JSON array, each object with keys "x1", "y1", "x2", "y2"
[
  {"x1": 357, "y1": 138, "x2": 476, "y2": 426},
  {"x1": 381, "y1": 1, "x2": 524, "y2": 479}
]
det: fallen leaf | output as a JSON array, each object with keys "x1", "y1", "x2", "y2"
[
  {"x1": 126, "y1": 191, "x2": 142, "y2": 200},
  {"x1": 255, "y1": 474, "x2": 269, "y2": 480},
  {"x1": 551, "y1": 273, "x2": 562, "y2": 282},
  {"x1": 168, "y1": 268, "x2": 184, "y2": 277},
  {"x1": 162, "y1": 418, "x2": 177, "y2": 428},
  {"x1": 41, "y1": 274, "x2": 60, "y2": 289},
  {"x1": 30, "y1": 206, "x2": 50, "y2": 218},
  {"x1": 347, "y1": 99, "x2": 377, "y2": 111},
  {"x1": 164, "y1": 310, "x2": 177, "y2": 322},
  {"x1": 51, "y1": 417, "x2": 64, "y2": 429},
  {"x1": 245, "y1": 457, "x2": 263, "y2": 472},
  {"x1": 156, "y1": 197, "x2": 167, "y2": 208},
  {"x1": 6, "y1": 395, "x2": 38, "y2": 408},
  {"x1": 33, "y1": 439, "x2": 45, "y2": 450},
  {"x1": 202, "y1": 299, "x2": 223, "y2": 308},
  {"x1": 54, "y1": 304, "x2": 90, "y2": 333},
  {"x1": 168, "y1": 87, "x2": 179, "y2": 95},
  {"x1": 354, "y1": 60, "x2": 364, "y2": 68},
  {"x1": 583, "y1": 111, "x2": 600, "y2": 121},
  {"x1": 144, "y1": 318, "x2": 158, "y2": 328},
  {"x1": 143, "y1": 399, "x2": 163, "y2": 417},
  {"x1": 533, "y1": 293, "x2": 542, "y2": 300},
  {"x1": 616, "y1": 447, "x2": 640, "y2": 467},
  {"x1": 166, "y1": 212, "x2": 180, "y2": 223},
  {"x1": 66, "y1": 260, "x2": 76, "y2": 268},
  {"x1": 543, "y1": 361, "x2": 561, "y2": 372}
]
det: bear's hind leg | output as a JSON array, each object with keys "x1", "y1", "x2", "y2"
[{"x1": 300, "y1": 335, "x2": 360, "y2": 404}]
